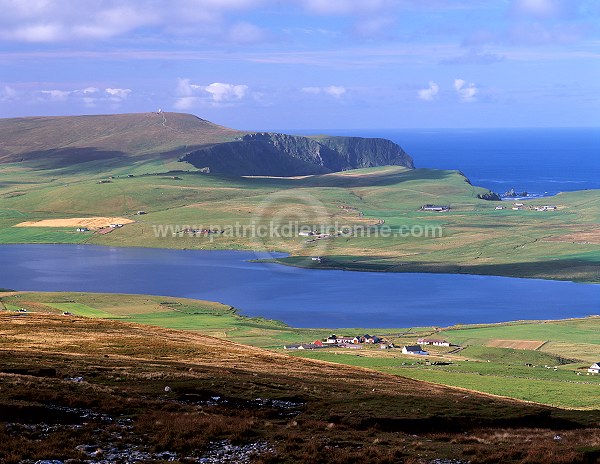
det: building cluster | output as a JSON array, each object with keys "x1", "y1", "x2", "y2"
[
  {"x1": 420, "y1": 204, "x2": 450, "y2": 212},
  {"x1": 284, "y1": 333, "x2": 386, "y2": 350},
  {"x1": 509, "y1": 202, "x2": 558, "y2": 211}
]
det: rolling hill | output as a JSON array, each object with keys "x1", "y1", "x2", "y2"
[
  {"x1": 1, "y1": 311, "x2": 599, "y2": 463},
  {"x1": 0, "y1": 112, "x2": 413, "y2": 176}
]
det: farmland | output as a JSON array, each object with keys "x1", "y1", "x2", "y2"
[
  {"x1": 1, "y1": 164, "x2": 599, "y2": 282},
  {"x1": 2, "y1": 291, "x2": 599, "y2": 409}
]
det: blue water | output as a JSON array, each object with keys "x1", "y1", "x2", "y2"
[
  {"x1": 289, "y1": 128, "x2": 600, "y2": 197},
  {"x1": 1, "y1": 245, "x2": 598, "y2": 328}
]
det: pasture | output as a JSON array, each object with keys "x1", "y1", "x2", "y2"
[
  {"x1": 2, "y1": 291, "x2": 600, "y2": 409},
  {"x1": 1, "y1": 165, "x2": 599, "y2": 282}
]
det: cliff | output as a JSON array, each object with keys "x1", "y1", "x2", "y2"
[{"x1": 181, "y1": 132, "x2": 414, "y2": 176}]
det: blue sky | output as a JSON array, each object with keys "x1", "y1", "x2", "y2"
[{"x1": 0, "y1": 0, "x2": 599, "y2": 129}]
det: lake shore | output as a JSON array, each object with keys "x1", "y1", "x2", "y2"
[
  {"x1": 2, "y1": 290, "x2": 599, "y2": 409},
  {"x1": 1, "y1": 244, "x2": 599, "y2": 328}
]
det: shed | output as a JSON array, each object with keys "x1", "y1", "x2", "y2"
[{"x1": 588, "y1": 362, "x2": 600, "y2": 374}]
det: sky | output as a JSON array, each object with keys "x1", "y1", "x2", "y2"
[{"x1": 0, "y1": 0, "x2": 599, "y2": 129}]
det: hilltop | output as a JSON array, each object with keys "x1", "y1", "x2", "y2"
[{"x1": 0, "y1": 112, "x2": 413, "y2": 176}]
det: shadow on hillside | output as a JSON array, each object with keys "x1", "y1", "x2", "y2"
[
  {"x1": 282, "y1": 256, "x2": 600, "y2": 282},
  {"x1": 189, "y1": 168, "x2": 457, "y2": 190},
  {"x1": 10, "y1": 147, "x2": 129, "y2": 172}
]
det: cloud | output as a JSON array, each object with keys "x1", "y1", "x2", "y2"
[
  {"x1": 36, "y1": 85, "x2": 131, "y2": 105},
  {"x1": 105, "y1": 88, "x2": 132, "y2": 100},
  {"x1": 324, "y1": 85, "x2": 347, "y2": 98},
  {"x1": 174, "y1": 79, "x2": 249, "y2": 108},
  {"x1": 227, "y1": 21, "x2": 266, "y2": 43},
  {"x1": 454, "y1": 79, "x2": 478, "y2": 102},
  {"x1": 301, "y1": 87, "x2": 322, "y2": 95},
  {"x1": 176, "y1": 78, "x2": 196, "y2": 97},
  {"x1": 511, "y1": 0, "x2": 569, "y2": 19},
  {"x1": 11, "y1": 24, "x2": 64, "y2": 42},
  {"x1": 40, "y1": 89, "x2": 71, "y2": 101},
  {"x1": 417, "y1": 81, "x2": 440, "y2": 101},
  {"x1": 464, "y1": 0, "x2": 594, "y2": 47},
  {"x1": 204, "y1": 82, "x2": 248, "y2": 102},
  {"x1": 442, "y1": 50, "x2": 505, "y2": 65},
  {"x1": 352, "y1": 16, "x2": 396, "y2": 38},
  {"x1": 300, "y1": 0, "x2": 390, "y2": 15},
  {"x1": 301, "y1": 85, "x2": 347, "y2": 98},
  {"x1": 173, "y1": 96, "x2": 199, "y2": 110},
  {"x1": 0, "y1": 0, "x2": 265, "y2": 43},
  {"x1": 1, "y1": 85, "x2": 18, "y2": 101}
]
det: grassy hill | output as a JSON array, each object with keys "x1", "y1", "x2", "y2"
[
  {"x1": 0, "y1": 112, "x2": 413, "y2": 176},
  {"x1": 0, "y1": 112, "x2": 241, "y2": 170},
  {"x1": 1, "y1": 310, "x2": 600, "y2": 463},
  {"x1": 1, "y1": 163, "x2": 598, "y2": 282}
]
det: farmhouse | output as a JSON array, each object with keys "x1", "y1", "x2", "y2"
[
  {"x1": 421, "y1": 205, "x2": 450, "y2": 212},
  {"x1": 325, "y1": 335, "x2": 338, "y2": 344},
  {"x1": 324, "y1": 334, "x2": 384, "y2": 346},
  {"x1": 588, "y1": 362, "x2": 600, "y2": 374},
  {"x1": 417, "y1": 338, "x2": 450, "y2": 347},
  {"x1": 402, "y1": 345, "x2": 429, "y2": 355},
  {"x1": 363, "y1": 334, "x2": 382, "y2": 344},
  {"x1": 535, "y1": 205, "x2": 557, "y2": 212}
]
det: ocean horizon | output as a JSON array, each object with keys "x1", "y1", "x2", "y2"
[{"x1": 284, "y1": 127, "x2": 600, "y2": 198}]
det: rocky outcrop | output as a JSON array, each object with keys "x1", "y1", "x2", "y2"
[
  {"x1": 503, "y1": 188, "x2": 528, "y2": 198},
  {"x1": 181, "y1": 132, "x2": 414, "y2": 176},
  {"x1": 477, "y1": 191, "x2": 502, "y2": 201}
]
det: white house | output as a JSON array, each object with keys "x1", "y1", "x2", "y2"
[
  {"x1": 588, "y1": 362, "x2": 600, "y2": 374},
  {"x1": 402, "y1": 345, "x2": 429, "y2": 355}
]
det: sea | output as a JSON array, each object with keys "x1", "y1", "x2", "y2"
[{"x1": 287, "y1": 128, "x2": 600, "y2": 198}]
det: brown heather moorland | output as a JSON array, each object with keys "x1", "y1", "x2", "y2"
[{"x1": 1, "y1": 313, "x2": 600, "y2": 463}]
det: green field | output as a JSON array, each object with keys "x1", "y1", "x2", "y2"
[
  {"x1": 287, "y1": 351, "x2": 600, "y2": 409},
  {"x1": 1, "y1": 165, "x2": 599, "y2": 282},
  {"x1": 0, "y1": 291, "x2": 346, "y2": 348},
  {"x1": 3, "y1": 291, "x2": 600, "y2": 409}
]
